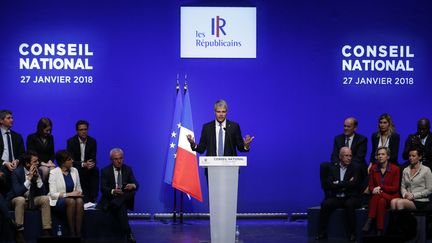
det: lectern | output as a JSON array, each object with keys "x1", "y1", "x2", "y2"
[{"x1": 199, "y1": 156, "x2": 247, "y2": 243}]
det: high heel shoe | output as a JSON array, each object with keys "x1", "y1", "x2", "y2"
[{"x1": 362, "y1": 218, "x2": 372, "y2": 232}]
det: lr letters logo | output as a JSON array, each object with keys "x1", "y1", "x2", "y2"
[{"x1": 211, "y1": 16, "x2": 226, "y2": 37}]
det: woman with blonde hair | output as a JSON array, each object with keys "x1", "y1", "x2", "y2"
[{"x1": 370, "y1": 113, "x2": 400, "y2": 165}]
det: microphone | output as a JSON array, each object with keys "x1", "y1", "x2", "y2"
[{"x1": 224, "y1": 126, "x2": 236, "y2": 156}]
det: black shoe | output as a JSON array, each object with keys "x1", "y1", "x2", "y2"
[
  {"x1": 362, "y1": 218, "x2": 372, "y2": 232},
  {"x1": 349, "y1": 233, "x2": 356, "y2": 242},
  {"x1": 16, "y1": 224, "x2": 24, "y2": 232},
  {"x1": 42, "y1": 229, "x2": 52, "y2": 236},
  {"x1": 15, "y1": 231, "x2": 25, "y2": 243},
  {"x1": 127, "y1": 232, "x2": 136, "y2": 243},
  {"x1": 315, "y1": 233, "x2": 327, "y2": 240}
]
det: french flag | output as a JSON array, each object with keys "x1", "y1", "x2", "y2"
[{"x1": 172, "y1": 87, "x2": 203, "y2": 202}]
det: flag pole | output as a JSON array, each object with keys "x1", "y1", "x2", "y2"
[
  {"x1": 172, "y1": 74, "x2": 180, "y2": 223},
  {"x1": 179, "y1": 74, "x2": 188, "y2": 224}
]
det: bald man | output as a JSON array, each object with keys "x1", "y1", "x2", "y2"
[
  {"x1": 316, "y1": 147, "x2": 362, "y2": 242},
  {"x1": 402, "y1": 118, "x2": 432, "y2": 168},
  {"x1": 330, "y1": 117, "x2": 367, "y2": 166}
]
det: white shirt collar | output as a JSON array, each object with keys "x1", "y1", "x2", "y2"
[
  {"x1": 215, "y1": 119, "x2": 226, "y2": 128},
  {"x1": 0, "y1": 127, "x2": 9, "y2": 134}
]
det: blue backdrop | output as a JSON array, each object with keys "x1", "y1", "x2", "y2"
[{"x1": 1, "y1": 0, "x2": 431, "y2": 214}]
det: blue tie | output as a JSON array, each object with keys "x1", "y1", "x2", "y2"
[
  {"x1": 6, "y1": 131, "x2": 13, "y2": 162},
  {"x1": 218, "y1": 123, "x2": 224, "y2": 156}
]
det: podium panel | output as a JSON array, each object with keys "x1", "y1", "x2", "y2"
[{"x1": 199, "y1": 157, "x2": 247, "y2": 243}]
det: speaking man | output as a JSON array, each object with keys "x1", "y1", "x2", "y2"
[{"x1": 187, "y1": 100, "x2": 254, "y2": 176}]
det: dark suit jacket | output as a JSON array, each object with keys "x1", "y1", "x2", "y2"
[
  {"x1": 26, "y1": 133, "x2": 55, "y2": 163},
  {"x1": 402, "y1": 132, "x2": 432, "y2": 168},
  {"x1": 0, "y1": 166, "x2": 10, "y2": 198},
  {"x1": 66, "y1": 135, "x2": 97, "y2": 168},
  {"x1": 331, "y1": 133, "x2": 367, "y2": 166},
  {"x1": 0, "y1": 130, "x2": 25, "y2": 164},
  {"x1": 99, "y1": 164, "x2": 139, "y2": 210},
  {"x1": 323, "y1": 162, "x2": 362, "y2": 198},
  {"x1": 193, "y1": 120, "x2": 249, "y2": 156},
  {"x1": 0, "y1": 130, "x2": 25, "y2": 196},
  {"x1": 11, "y1": 166, "x2": 46, "y2": 198},
  {"x1": 370, "y1": 132, "x2": 400, "y2": 164}
]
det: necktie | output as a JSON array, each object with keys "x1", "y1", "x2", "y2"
[
  {"x1": 345, "y1": 137, "x2": 350, "y2": 148},
  {"x1": 28, "y1": 179, "x2": 37, "y2": 210},
  {"x1": 217, "y1": 123, "x2": 224, "y2": 156},
  {"x1": 5, "y1": 132, "x2": 13, "y2": 162},
  {"x1": 116, "y1": 168, "x2": 122, "y2": 188}
]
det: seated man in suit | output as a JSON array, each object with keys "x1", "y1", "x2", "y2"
[
  {"x1": 0, "y1": 110, "x2": 25, "y2": 192},
  {"x1": 329, "y1": 117, "x2": 368, "y2": 192},
  {"x1": 98, "y1": 148, "x2": 138, "y2": 243},
  {"x1": 67, "y1": 120, "x2": 99, "y2": 203},
  {"x1": 316, "y1": 147, "x2": 362, "y2": 242},
  {"x1": 330, "y1": 117, "x2": 368, "y2": 167},
  {"x1": 11, "y1": 150, "x2": 51, "y2": 236},
  {"x1": 402, "y1": 118, "x2": 432, "y2": 169}
]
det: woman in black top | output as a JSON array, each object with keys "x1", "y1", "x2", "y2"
[
  {"x1": 370, "y1": 113, "x2": 400, "y2": 165},
  {"x1": 26, "y1": 117, "x2": 56, "y2": 182}
]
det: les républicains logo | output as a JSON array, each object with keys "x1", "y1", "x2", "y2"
[{"x1": 195, "y1": 16, "x2": 242, "y2": 48}]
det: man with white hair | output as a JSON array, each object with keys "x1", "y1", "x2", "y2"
[
  {"x1": 98, "y1": 148, "x2": 138, "y2": 243},
  {"x1": 316, "y1": 147, "x2": 362, "y2": 242}
]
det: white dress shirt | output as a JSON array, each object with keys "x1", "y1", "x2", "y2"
[{"x1": 215, "y1": 119, "x2": 226, "y2": 155}]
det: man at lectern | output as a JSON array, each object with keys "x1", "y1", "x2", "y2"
[{"x1": 187, "y1": 100, "x2": 254, "y2": 176}]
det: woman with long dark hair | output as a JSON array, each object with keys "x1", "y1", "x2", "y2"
[{"x1": 26, "y1": 117, "x2": 56, "y2": 181}]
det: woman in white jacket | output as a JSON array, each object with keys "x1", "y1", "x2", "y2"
[
  {"x1": 49, "y1": 150, "x2": 84, "y2": 236},
  {"x1": 391, "y1": 147, "x2": 432, "y2": 210}
]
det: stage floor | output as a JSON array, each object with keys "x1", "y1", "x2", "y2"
[
  {"x1": 77, "y1": 218, "x2": 432, "y2": 243},
  {"x1": 90, "y1": 219, "x2": 311, "y2": 243}
]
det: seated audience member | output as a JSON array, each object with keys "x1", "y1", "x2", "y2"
[
  {"x1": 329, "y1": 117, "x2": 368, "y2": 193},
  {"x1": 67, "y1": 120, "x2": 99, "y2": 203},
  {"x1": 11, "y1": 150, "x2": 52, "y2": 236},
  {"x1": 402, "y1": 118, "x2": 432, "y2": 168},
  {"x1": 391, "y1": 147, "x2": 432, "y2": 210},
  {"x1": 316, "y1": 147, "x2": 362, "y2": 242},
  {"x1": 98, "y1": 148, "x2": 138, "y2": 243},
  {"x1": 26, "y1": 118, "x2": 56, "y2": 183},
  {"x1": 362, "y1": 147, "x2": 400, "y2": 235},
  {"x1": 331, "y1": 117, "x2": 368, "y2": 167},
  {"x1": 370, "y1": 113, "x2": 400, "y2": 165},
  {"x1": 49, "y1": 150, "x2": 83, "y2": 236},
  {"x1": 1, "y1": 110, "x2": 25, "y2": 187}
]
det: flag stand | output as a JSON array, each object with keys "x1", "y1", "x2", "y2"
[
  {"x1": 173, "y1": 188, "x2": 177, "y2": 222},
  {"x1": 172, "y1": 189, "x2": 184, "y2": 224},
  {"x1": 180, "y1": 191, "x2": 184, "y2": 223}
]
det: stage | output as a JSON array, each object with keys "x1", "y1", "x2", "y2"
[{"x1": 85, "y1": 219, "x2": 308, "y2": 243}]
